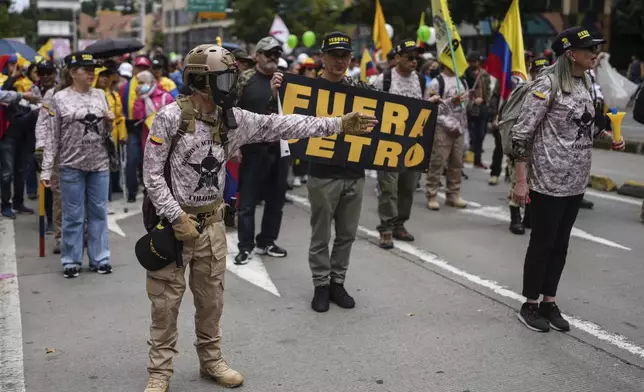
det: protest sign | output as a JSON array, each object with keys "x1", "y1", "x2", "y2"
[{"x1": 278, "y1": 74, "x2": 438, "y2": 172}]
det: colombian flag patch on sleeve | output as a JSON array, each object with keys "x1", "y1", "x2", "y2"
[
  {"x1": 533, "y1": 91, "x2": 547, "y2": 100},
  {"x1": 150, "y1": 135, "x2": 164, "y2": 146}
]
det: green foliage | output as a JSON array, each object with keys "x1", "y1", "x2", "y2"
[
  {"x1": 613, "y1": 0, "x2": 644, "y2": 40},
  {"x1": 81, "y1": 0, "x2": 98, "y2": 17},
  {"x1": 152, "y1": 31, "x2": 164, "y2": 48},
  {"x1": 0, "y1": 4, "x2": 38, "y2": 47},
  {"x1": 230, "y1": 0, "x2": 342, "y2": 45}
]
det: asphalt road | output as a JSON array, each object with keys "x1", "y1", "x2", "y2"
[
  {"x1": 2, "y1": 142, "x2": 644, "y2": 392},
  {"x1": 619, "y1": 111, "x2": 644, "y2": 142}
]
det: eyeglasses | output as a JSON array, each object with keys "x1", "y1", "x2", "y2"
[
  {"x1": 261, "y1": 50, "x2": 282, "y2": 59},
  {"x1": 404, "y1": 54, "x2": 420, "y2": 62}
]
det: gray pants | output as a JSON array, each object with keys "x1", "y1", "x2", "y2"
[
  {"x1": 307, "y1": 177, "x2": 365, "y2": 287},
  {"x1": 377, "y1": 171, "x2": 420, "y2": 233}
]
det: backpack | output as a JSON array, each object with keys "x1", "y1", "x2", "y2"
[
  {"x1": 141, "y1": 96, "x2": 229, "y2": 232},
  {"x1": 434, "y1": 74, "x2": 469, "y2": 98},
  {"x1": 633, "y1": 82, "x2": 644, "y2": 125},
  {"x1": 498, "y1": 74, "x2": 560, "y2": 155},
  {"x1": 383, "y1": 68, "x2": 426, "y2": 98}
]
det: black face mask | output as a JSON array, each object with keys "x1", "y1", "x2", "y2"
[{"x1": 429, "y1": 69, "x2": 440, "y2": 78}]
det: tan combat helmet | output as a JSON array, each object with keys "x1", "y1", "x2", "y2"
[{"x1": 182, "y1": 44, "x2": 238, "y2": 88}]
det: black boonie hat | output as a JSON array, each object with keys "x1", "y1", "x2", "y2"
[
  {"x1": 551, "y1": 26, "x2": 606, "y2": 57},
  {"x1": 321, "y1": 32, "x2": 352, "y2": 53},
  {"x1": 135, "y1": 220, "x2": 178, "y2": 271},
  {"x1": 396, "y1": 39, "x2": 422, "y2": 54},
  {"x1": 37, "y1": 60, "x2": 56, "y2": 73},
  {"x1": 65, "y1": 52, "x2": 98, "y2": 68}
]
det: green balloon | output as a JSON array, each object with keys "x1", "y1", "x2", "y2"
[
  {"x1": 287, "y1": 34, "x2": 298, "y2": 49},
  {"x1": 302, "y1": 31, "x2": 316, "y2": 48},
  {"x1": 417, "y1": 25, "x2": 430, "y2": 43}
]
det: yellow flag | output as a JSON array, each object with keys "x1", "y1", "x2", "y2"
[
  {"x1": 38, "y1": 39, "x2": 53, "y2": 61},
  {"x1": 372, "y1": 0, "x2": 392, "y2": 62},
  {"x1": 431, "y1": 0, "x2": 468, "y2": 76}
]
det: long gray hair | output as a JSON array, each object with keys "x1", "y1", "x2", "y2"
[{"x1": 537, "y1": 55, "x2": 589, "y2": 94}]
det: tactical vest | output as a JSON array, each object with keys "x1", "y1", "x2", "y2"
[{"x1": 141, "y1": 95, "x2": 229, "y2": 233}]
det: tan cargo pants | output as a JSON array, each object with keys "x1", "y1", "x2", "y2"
[
  {"x1": 425, "y1": 127, "x2": 464, "y2": 197},
  {"x1": 146, "y1": 220, "x2": 228, "y2": 380},
  {"x1": 50, "y1": 163, "x2": 62, "y2": 242}
]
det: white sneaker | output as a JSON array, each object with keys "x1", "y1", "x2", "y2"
[
  {"x1": 107, "y1": 202, "x2": 115, "y2": 215},
  {"x1": 293, "y1": 176, "x2": 302, "y2": 187}
]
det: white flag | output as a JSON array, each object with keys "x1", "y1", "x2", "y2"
[{"x1": 269, "y1": 15, "x2": 292, "y2": 55}]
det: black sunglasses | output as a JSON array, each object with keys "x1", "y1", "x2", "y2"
[
  {"x1": 403, "y1": 54, "x2": 420, "y2": 62},
  {"x1": 260, "y1": 50, "x2": 282, "y2": 59}
]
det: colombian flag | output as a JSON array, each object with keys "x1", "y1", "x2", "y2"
[
  {"x1": 484, "y1": 0, "x2": 528, "y2": 99},
  {"x1": 360, "y1": 49, "x2": 378, "y2": 82}
]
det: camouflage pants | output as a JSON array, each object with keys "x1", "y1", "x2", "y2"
[
  {"x1": 146, "y1": 220, "x2": 228, "y2": 380},
  {"x1": 50, "y1": 164, "x2": 62, "y2": 242},
  {"x1": 506, "y1": 156, "x2": 518, "y2": 207},
  {"x1": 426, "y1": 128, "x2": 464, "y2": 197}
]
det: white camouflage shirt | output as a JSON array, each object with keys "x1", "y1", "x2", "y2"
[
  {"x1": 373, "y1": 68, "x2": 423, "y2": 99},
  {"x1": 426, "y1": 74, "x2": 468, "y2": 134},
  {"x1": 35, "y1": 88, "x2": 55, "y2": 151},
  {"x1": 512, "y1": 75, "x2": 598, "y2": 197},
  {"x1": 41, "y1": 87, "x2": 112, "y2": 181},
  {"x1": 143, "y1": 102, "x2": 343, "y2": 223}
]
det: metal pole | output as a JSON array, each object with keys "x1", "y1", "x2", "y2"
[
  {"x1": 140, "y1": 0, "x2": 146, "y2": 49},
  {"x1": 72, "y1": 7, "x2": 78, "y2": 51}
]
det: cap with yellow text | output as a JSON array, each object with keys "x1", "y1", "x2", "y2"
[
  {"x1": 395, "y1": 39, "x2": 421, "y2": 55},
  {"x1": 65, "y1": 52, "x2": 98, "y2": 68},
  {"x1": 321, "y1": 32, "x2": 352, "y2": 53},
  {"x1": 551, "y1": 27, "x2": 606, "y2": 57}
]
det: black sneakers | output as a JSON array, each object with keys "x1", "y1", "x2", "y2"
[
  {"x1": 234, "y1": 250, "x2": 251, "y2": 265},
  {"x1": 90, "y1": 264, "x2": 113, "y2": 274},
  {"x1": 63, "y1": 265, "x2": 80, "y2": 279},
  {"x1": 539, "y1": 302, "x2": 570, "y2": 331},
  {"x1": 311, "y1": 286, "x2": 330, "y2": 313},
  {"x1": 329, "y1": 282, "x2": 355, "y2": 309},
  {"x1": 255, "y1": 244, "x2": 287, "y2": 258},
  {"x1": 518, "y1": 302, "x2": 550, "y2": 332}
]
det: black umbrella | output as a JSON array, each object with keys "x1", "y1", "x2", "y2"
[{"x1": 84, "y1": 38, "x2": 144, "y2": 59}]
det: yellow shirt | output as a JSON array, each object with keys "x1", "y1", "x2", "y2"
[
  {"x1": 105, "y1": 88, "x2": 127, "y2": 143},
  {"x1": 14, "y1": 76, "x2": 33, "y2": 93}
]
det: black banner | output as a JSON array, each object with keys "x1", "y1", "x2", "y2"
[{"x1": 278, "y1": 74, "x2": 438, "y2": 172}]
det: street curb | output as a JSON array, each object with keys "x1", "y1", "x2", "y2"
[
  {"x1": 617, "y1": 180, "x2": 644, "y2": 199},
  {"x1": 588, "y1": 175, "x2": 617, "y2": 192},
  {"x1": 593, "y1": 139, "x2": 644, "y2": 154}
]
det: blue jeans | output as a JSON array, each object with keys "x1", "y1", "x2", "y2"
[
  {"x1": 59, "y1": 167, "x2": 110, "y2": 268},
  {"x1": 126, "y1": 124, "x2": 143, "y2": 198}
]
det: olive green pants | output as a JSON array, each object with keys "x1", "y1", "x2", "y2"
[
  {"x1": 377, "y1": 170, "x2": 420, "y2": 233},
  {"x1": 307, "y1": 177, "x2": 364, "y2": 287}
]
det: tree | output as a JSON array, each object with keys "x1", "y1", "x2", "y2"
[
  {"x1": 81, "y1": 0, "x2": 98, "y2": 17},
  {"x1": 613, "y1": 0, "x2": 644, "y2": 40},
  {"x1": 348, "y1": 0, "x2": 545, "y2": 43},
  {"x1": 231, "y1": 0, "x2": 342, "y2": 45},
  {"x1": 230, "y1": 0, "x2": 278, "y2": 44}
]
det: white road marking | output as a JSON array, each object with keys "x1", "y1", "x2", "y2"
[
  {"x1": 287, "y1": 193, "x2": 644, "y2": 360},
  {"x1": 224, "y1": 231, "x2": 280, "y2": 297},
  {"x1": 107, "y1": 199, "x2": 143, "y2": 237},
  {"x1": 0, "y1": 220, "x2": 26, "y2": 392},
  {"x1": 462, "y1": 205, "x2": 631, "y2": 251},
  {"x1": 584, "y1": 189, "x2": 643, "y2": 207}
]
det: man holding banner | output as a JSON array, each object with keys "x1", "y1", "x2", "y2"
[{"x1": 273, "y1": 32, "x2": 439, "y2": 313}]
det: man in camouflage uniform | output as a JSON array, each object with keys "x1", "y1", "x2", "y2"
[
  {"x1": 141, "y1": 43, "x2": 376, "y2": 392},
  {"x1": 233, "y1": 36, "x2": 289, "y2": 264},
  {"x1": 33, "y1": 61, "x2": 61, "y2": 252}
]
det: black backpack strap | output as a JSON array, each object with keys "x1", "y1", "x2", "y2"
[
  {"x1": 383, "y1": 68, "x2": 392, "y2": 92},
  {"x1": 437, "y1": 75, "x2": 445, "y2": 98},
  {"x1": 417, "y1": 71, "x2": 426, "y2": 98}
]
